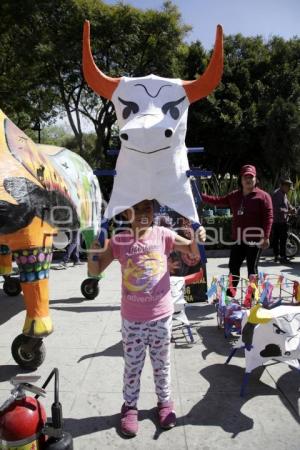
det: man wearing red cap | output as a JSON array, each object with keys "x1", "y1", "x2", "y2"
[{"x1": 201, "y1": 165, "x2": 273, "y2": 294}]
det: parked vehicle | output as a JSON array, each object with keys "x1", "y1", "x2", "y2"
[
  {"x1": 286, "y1": 209, "x2": 300, "y2": 257},
  {"x1": 286, "y1": 232, "x2": 300, "y2": 257}
]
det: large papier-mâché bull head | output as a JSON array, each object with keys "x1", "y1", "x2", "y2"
[{"x1": 83, "y1": 20, "x2": 223, "y2": 220}]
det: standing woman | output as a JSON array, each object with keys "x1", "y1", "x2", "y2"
[{"x1": 201, "y1": 165, "x2": 273, "y2": 294}]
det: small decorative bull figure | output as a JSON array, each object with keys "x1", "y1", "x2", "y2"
[
  {"x1": 0, "y1": 110, "x2": 101, "y2": 368},
  {"x1": 82, "y1": 20, "x2": 223, "y2": 222},
  {"x1": 227, "y1": 303, "x2": 300, "y2": 396}
]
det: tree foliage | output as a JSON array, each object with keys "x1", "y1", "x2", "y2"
[
  {"x1": 0, "y1": 0, "x2": 190, "y2": 162},
  {"x1": 0, "y1": 0, "x2": 61, "y2": 127},
  {"x1": 1, "y1": 1, "x2": 300, "y2": 187},
  {"x1": 186, "y1": 33, "x2": 300, "y2": 186}
]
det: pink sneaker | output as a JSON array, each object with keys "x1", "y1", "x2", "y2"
[
  {"x1": 120, "y1": 403, "x2": 138, "y2": 437},
  {"x1": 157, "y1": 400, "x2": 176, "y2": 429}
]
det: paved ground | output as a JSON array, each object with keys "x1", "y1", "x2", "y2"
[{"x1": 0, "y1": 252, "x2": 299, "y2": 449}]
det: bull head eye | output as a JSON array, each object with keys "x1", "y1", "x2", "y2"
[
  {"x1": 273, "y1": 324, "x2": 286, "y2": 334},
  {"x1": 118, "y1": 97, "x2": 139, "y2": 119},
  {"x1": 162, "y1": 96, "x2": 186, "y2": 120}
]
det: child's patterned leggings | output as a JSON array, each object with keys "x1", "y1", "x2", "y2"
[{"x1": 122, "y1": 315, "x2": 172, "y2": 407}]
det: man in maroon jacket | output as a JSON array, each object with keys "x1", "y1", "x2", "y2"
[{"x1": 201, "y1": 165, "x2": 273, "y2": 294}]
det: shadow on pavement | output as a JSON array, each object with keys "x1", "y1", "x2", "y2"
[
  {"x1": 273, "y1": 368, "x2": 300, "y2": 421},
  {"x1": 64, "y1": 407, "x2": 161, "y2": 439},
  {"x1": 0, "y1": 364, "x2": 34, "y2": 382},
  {"x1": 186, "y1": 303, "x2": 216, "y2": 319},
  {"x1": 78, "y1": 341, "x2": 123, "y2": 362},
  {"x1": 0, "y1": 291, "x2": 24, "y2": 326},
  {"x1": 279, "y1": 264, "x2": 300, "y2": 277},
  {"x1": 196, "y1": 325, "x2": 241, "y2": 359},
  {"x1": 50, "y1": 297, "x2": 86, "y2": 305},
  {"x1": 177, "y1": 363, "x2": 299, "y2": 437},
  {"x1": 50, "y1": 305, "x2": 120, "y2": 313},
  {"x1": 63, "y1": 413, "x2": 119, "y2": 437},
  {"x1": 216, "y1": 260, "x2": 300, "y2": 277},
  {"x1": 259, "y1": 258, "x2": 300, "y2": 273}
]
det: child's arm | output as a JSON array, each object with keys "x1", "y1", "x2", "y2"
[
  {"x1": 173, "y1": 226, "x2": 206, "y2": 256},
  {"x1": 88, "y1": 240, "x2": 114, "y2": 276}
]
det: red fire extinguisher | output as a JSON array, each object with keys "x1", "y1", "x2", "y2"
[{"x1": 0, "y1": 368, "x2": 73, "y2": 449}]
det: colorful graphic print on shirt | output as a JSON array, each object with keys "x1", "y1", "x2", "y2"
[{"x1": 123, "y1": 250, "x2": 164, "y2": 294}]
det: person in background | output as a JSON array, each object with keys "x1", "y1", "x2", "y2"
[
  {"x1": 61, "y1": 230, "x2": 85, "y2": 268},
  {"x1": 201, "y1": 165, "x2": 273, "y2": 295},
  {"x1": 271, "y1": 178, "x2": 295, "y2": 263}
]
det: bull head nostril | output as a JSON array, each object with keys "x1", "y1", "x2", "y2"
[
  {"x1": 165, "y1": 129, "x2": 173, "y2": 138},
  {"x1": 120, "y1": 133, "x2": 128, "y2": 141}
]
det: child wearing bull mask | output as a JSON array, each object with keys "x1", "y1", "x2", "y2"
[{"x1": 88, "y1": 199, "x2": 205, "y2": 437}]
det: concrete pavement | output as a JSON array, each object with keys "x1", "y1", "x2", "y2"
[{"x1": 0, "y1": 253, "x2": 299, "y2": 449}]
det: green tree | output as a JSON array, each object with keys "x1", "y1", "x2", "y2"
[
  {"x1": 258, "y1": 36, "x2": 300, "y2": 184},
  {"x1": 1, "y1": 0, "x2": 189, "y2": 160},
  {"x1": 185, "y1": 33, "x2": 300, "y2": 186},
  {"x1": 2, "y1": 0, "x2": 299, "y2": 188},
  {"x1": 76, "y1": 0, "x2": 190, "y2": 159},
  {"x1": 0, "y1": 0, "x2": 61, "y2": 128}
]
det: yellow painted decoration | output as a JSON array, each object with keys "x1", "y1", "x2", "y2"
[
  {"x1": 0, "y1": 439, "x2": 40, "y2": 449},
  {"x1": 248, "y1": 304, "x2": 273, "y2": 324},
  {"x1": 0, "y1": 252, "x2": 12, "y2": 275},
  {"x1": 0, "y1": 265, "x2": 12, "y2": 275},
  {"x1": 23, "y1": 315, "x2": 53, "y2": 337}
]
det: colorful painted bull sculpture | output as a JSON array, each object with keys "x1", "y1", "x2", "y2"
[{"x1": 0, "y1": 110, "x2": 101, "y2": 368}]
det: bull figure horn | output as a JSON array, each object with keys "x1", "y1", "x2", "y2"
[
  {"x1": 82, "y1": 20, "x2": 121, "y2": 99},
  {"x1": 183, "y1": 25, "x2": 223, "y2": 103}
]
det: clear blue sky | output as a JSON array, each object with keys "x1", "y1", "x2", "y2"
[{"x1": 104, "y1": 0, "x2": 300, "y2": 49}]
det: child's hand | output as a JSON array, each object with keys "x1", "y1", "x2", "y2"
[
  {"x1": 88, "y1": 240, "x2": 102, "y2": 267},
  {"x1": 88, "y1": 238, "x2": 114, "y2": 276},
  {"x1": 174, "y1": 226, "x2": 205, "y2": 256},
  {"x1": 197, "y1": 226, "x2": 206, "y2": 243},
  {"x1": 90, "y1": 240, "x2": 101, "y2": 251},
  {"x1": 167, "y1": 259, "x2": 181, "y2": 274}
]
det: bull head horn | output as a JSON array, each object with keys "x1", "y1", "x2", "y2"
[
  {"x1": 82, "y1": 20, "x2": 121, "y2": 99},
  {"x1": 182, "y1": 25, "x2": 223, "y2": 103}
]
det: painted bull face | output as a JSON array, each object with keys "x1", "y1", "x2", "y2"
[
  {"x1": 113, "y1": 75, "x2": 189, "y2": 155},
  {"x1": 82, "y1": 21, "x2": 223, "y2": 221},
  {"x1": 258, "y1": 313, "x2": 300, "y2": 356},
  {"x1": 241, "y1": 305, "x2": 300, "y2": 372}
]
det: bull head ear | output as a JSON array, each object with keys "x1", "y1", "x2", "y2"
[
  {"x1": 82, "y1": 20, "x2": 121, "y2": 100},
  {"x1": 182, "y1": 25, "x2": 223, "y2": 103}
]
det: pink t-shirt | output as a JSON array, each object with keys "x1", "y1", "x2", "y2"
[{"x1": 110, "y1": 226, "x2": 176, "y2": 322}]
